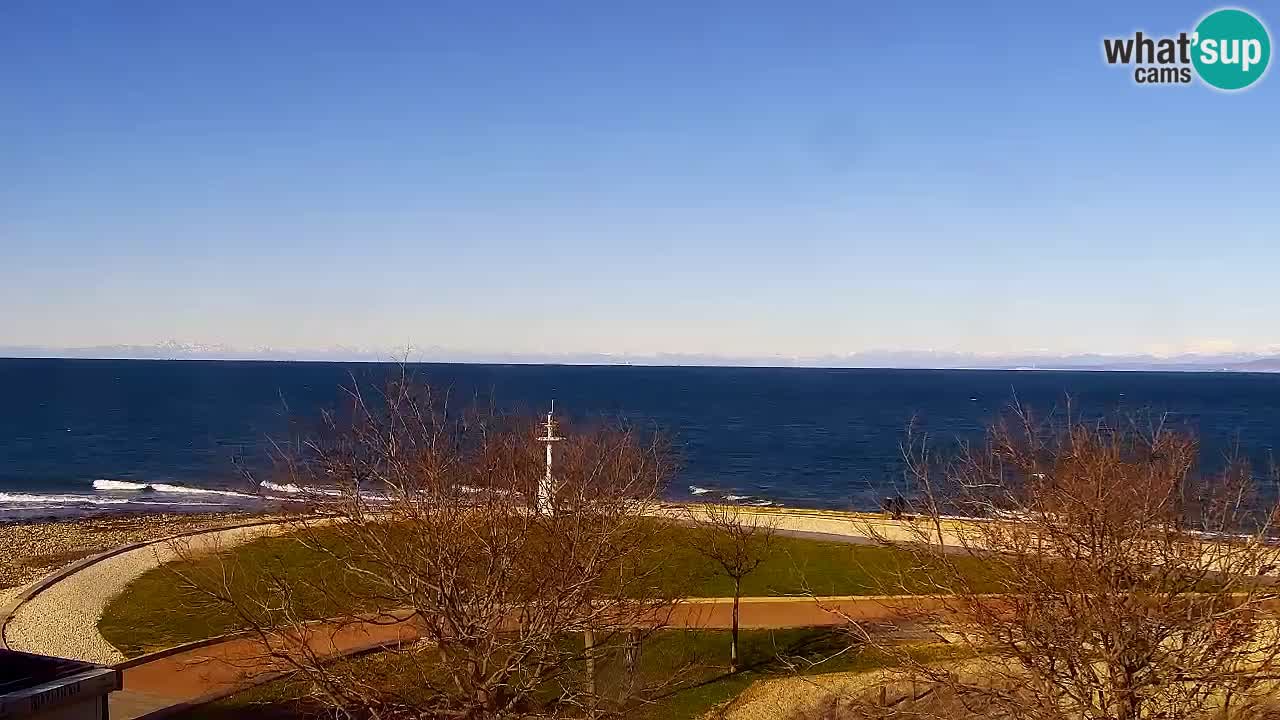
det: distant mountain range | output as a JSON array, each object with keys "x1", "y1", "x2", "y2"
[{"x1": 3, "y1": 343, "x2": 1280, "y2": 372}]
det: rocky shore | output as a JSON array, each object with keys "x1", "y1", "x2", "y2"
[{"x1": 0, "y1": 511, "x2": 267, "y2": 594}]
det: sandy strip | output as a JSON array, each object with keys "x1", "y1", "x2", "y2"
[{"x1": 657, "y1": 505, "x2": 985, "y2": 548}]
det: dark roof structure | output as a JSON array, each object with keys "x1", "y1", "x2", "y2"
[{"x1": 0, "y1": 649, "x2": 120, "y2": 719}]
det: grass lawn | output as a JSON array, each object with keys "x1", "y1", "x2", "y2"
[
  {"x1": 173, "y1": 628, "x2": 952, "y2": 720},
  {"x1": 100, "y1": 521, "x2": 996, "y2": 657},
  {"x1": 649, "y1": 526, "x2": 991, "y2": 598}
]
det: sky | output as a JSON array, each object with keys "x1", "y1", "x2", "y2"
[{"x1": 2, "y1": 0, "x2": 1278, "y2": 361}]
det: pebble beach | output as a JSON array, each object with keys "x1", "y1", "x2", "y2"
[
  {"x1": 0, "y1": 511, "x2": 264, "y2": 593},
  {"x1": 1, "y1": 512, "x2": 298, "y2": 663}
]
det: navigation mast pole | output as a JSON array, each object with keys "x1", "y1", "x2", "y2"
[{"x1": 536, "y1": 401, "x2": 563, "y2": 515}]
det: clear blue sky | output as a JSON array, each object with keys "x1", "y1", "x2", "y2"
[{"x1": 3, "y1": 0, "x2": 1277, "y2": 359}]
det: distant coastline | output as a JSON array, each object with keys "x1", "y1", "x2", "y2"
[{"x1": 3, "y1": 345, "x2": 1280, "y2": 373}]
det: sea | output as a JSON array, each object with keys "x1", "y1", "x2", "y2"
[{"x1": 2, "y1": 358, "x2": 1279, "y2": 521}]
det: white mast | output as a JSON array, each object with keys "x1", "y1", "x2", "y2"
[{"x1": 535, "y1": 401, "x2": 563, "y2": 515}]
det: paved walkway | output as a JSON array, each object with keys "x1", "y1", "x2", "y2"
[{"x1": 110, "y1": 611, "x2": 425, "y2": 719}]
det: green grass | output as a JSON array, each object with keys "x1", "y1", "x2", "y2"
[
  {"x1": 174, "y1": 628, "x2": 950, "y2": 720},
  {"x1": 99, "y1": 529, "x2": 360, "y2": 656},
  {"x1": 649, "y1": 525, "x2": 993, "y2": 598},
  {"x1": 99, "y1": 521, "x2": 996, "y2": 657}
]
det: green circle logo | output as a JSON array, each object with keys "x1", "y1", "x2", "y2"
[{"x1": 1192, "y1": 8, "x2": 1271, "y2": 90}]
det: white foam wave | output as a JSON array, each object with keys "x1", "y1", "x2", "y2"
[
  {"x1": 458, "y1": 485, "x2": 515, "y2": 497},
  {"x1": 92, "y1": 479, "x2": 257, "y2": 499},
  {"x1": 153, "y1": 484, "x2": 257, "y2": 499},
  {"x1": 259, "y1": 480, "x2": 341, "y2": 497},
  {"x1": 93, "y1": 479, "x2": 149, "y2": 491},
  {"x1": 130, "y1": 500, "x2": 226, "y2": 507},
  {"x1": 255, "y1": 481, "x2": 408, "y2": 504},
  {"x1": 724, "y1": 494, "x2": 752, "y2": 502},
  {"x1": 2, "y1": 492, "x2": 130, "y2": 505},
  {"x1": 0, "y1": 491, "x2": 243, "y2": 508},
  {"x1": 688, "y1": 486, "x2": 713, "y2": 495},
  {"x1": 260, "y1": 480, "x2": 386, "y2": 500}
]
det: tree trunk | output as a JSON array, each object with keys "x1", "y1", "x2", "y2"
[
  {"x1": 731, "y1": 577, "x2": 740, "y2": 672},
  {"x1": 584, "y1": 627, "x2": 597, "y2": 715},
  {"x1": 1112, "y1": 666, "x2": 1137, "y2": 720},
  {"x1": 624, "y1": 628, "x2": 641, "y2": 695}
]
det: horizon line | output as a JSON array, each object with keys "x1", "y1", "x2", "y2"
[{"x1": 2, "y1": 353, "x2": 1278, "y2": 374}]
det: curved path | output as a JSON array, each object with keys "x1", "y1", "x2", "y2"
[
  {"x1": 0, "y1": 519, "x2": 295, "y2": 663},
  {"x1": 1, "y1": 508, "x2": 940, "y2": 664}
]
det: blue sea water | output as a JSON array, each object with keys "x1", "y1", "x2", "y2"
[{"x1": 2, "y1": 358, "x2": 1279, "y2": 519}]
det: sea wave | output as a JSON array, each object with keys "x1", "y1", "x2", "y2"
[
  {"x1": 92, "y1": 479, "x2": 257, "y2": 499},
  {"x1": 2, "y1": 478, "x2": 321, "y2": 516},
  {"x1": 1, "y1": 492, "x2": 229, "y2": 508},
  {"x1": 459, "y1": 485, "x2": 515, "y2": 497},
  {"x1": 687, "y1": 487, "x2": 779, "y2": 507},
  {"x1": 257, "y1": 481, "x2": 443, "y2": 503},
  {"x1": 259, "y1": 480, "x2": 342, "y2": 497},
  {"x1": 92, "y1": 479, "x2": 151, "y2": 491},
  {"x1": 2, "y1": 492, "x2": 131, "y2": 505}
]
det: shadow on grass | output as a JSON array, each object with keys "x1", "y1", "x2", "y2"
[
  {"x1": 619, "y1": 627, "x2": 889, "y2": 720},
  {"x1": 175, "y1": 628, "x2": 871, "y2": 720}
]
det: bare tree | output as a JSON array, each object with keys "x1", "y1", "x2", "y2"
[
  {"x1": 174, "y1": 379, "x2": 685, "y2": 719},
  {"x1": 843, "y1": 406, "x2": 1280, "y2": 720},
  {"x1": 685, "y1": 503, "x2": 776, "y2": 672}
]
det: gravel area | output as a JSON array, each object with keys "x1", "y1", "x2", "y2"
[
  {"x1": 2, "y1": 519, "x2": 292, "y2": 664},
  {"x1": 0, "y1": 513, "x2": 261, "y2": 591}
]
